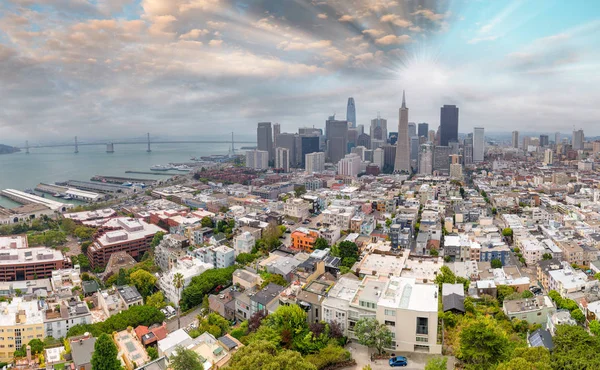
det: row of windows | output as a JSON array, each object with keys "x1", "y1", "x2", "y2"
[{"x1": 359, "y1": 301, "x2": 377, "y2": 309}]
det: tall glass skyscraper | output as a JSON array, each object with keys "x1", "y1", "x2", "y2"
[
  {"x1": 418, "y1": 123, "x2": 429, "y2": 138},
  {"x1": 440, "y1": 105, "x2": 459, "y2": 146},
  {"x1": 257, "y1": 122, "x2": 273, "y2": 161},
  {"x1": 346, "y1": 97, "x2": 356, "y2": 128}
]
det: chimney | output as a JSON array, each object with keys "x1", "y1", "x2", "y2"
[{"x1": 26, "y1": 345, "x2": 32, "y2": 361}]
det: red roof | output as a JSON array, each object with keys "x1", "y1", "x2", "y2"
[
  {"x1": 151, "y1": 324, "x2": 168, "y2": 341},
  {"x1": 134, "y1": 325, "x2": 149, "y2": 340}
]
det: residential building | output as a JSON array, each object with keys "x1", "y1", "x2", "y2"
[
  {"x1": 97, "y1": 285, "x2": 143, "y2": 317},
  {"x1": 70, "y1": 334, "x2": 96, "y2": 370},
  {"x1": 275, "y1": 147, "x2": 290, "y2": 172},
  {"x1": 338, "y1": 153, "x2": 361, "y2": 177},
  {"x1": 283, "y1": 198, "x2": 311, "y2": 220},
  {"x1": 291, "y1": 227, "x2": 319, "y2": 252},
  {"x1": 158, "y1": 257, "x2": 214, "y2": 304},
  {"x1": 0, "y1": 297, "x2": 44, "y2": 362},
  {"x1": 87, "y1": 217, "x2": 165, "y2": 268},
  {"x1": 322, "y1": 206, "x2": 355, "y2": 230},
  {"x1": 503, "y1": 296, "x2": 556, "y2": 328},
  {"x1": 305, "y1": 152, "x2": 325, "y2": 174},
  {"x1": 233, "y1": 232, "x2": 255, "y2": 257},
  {"x1": 44, "y1": 298, "x2": 92, "y2": 339},
  {"x1": 245, "y1": 149, "x2": 269, "y2": 170},
  {"x1": 193, "y1": 245, "x2": 235, "y2": 269}
]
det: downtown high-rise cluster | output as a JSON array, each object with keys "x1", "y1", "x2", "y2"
[{"x1": 249, "y1": 93, "x2": 486, "y2": 178}]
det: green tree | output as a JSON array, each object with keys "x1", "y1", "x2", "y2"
[
  {"x1": 457, "y1": 316, "x2": 511, "y2": 369},
  {"x1": 147, "y1": 347, "x2": 159, "y2": 361},
  {"x1": 116, "y1": 268, "x2": 129, "y2": 286},
  {"x1": 502, "y1": 228, "x2": 513, "y2": 237},
  {"x1": 590, "y1": 320, "x2": 600, "y2": 336},
  {"x1": 496, "y1": 285, "x2": 515, "y2": 305},
  {"x1": 201, "y1": 216, "x2": 214, "y2": 228},
  {"x1": 151, "y1": 231, "x2": 165, "y2": 248},
  {"x1": 26, "y1": 339, "x2": 44, "y2": 355},
  {"x1": 260, "y1": 222, "x2": 283, "y2": 251},
  {"x1": 197, "y1": 313, "x2": 231, "y2": 338},
  {"x1": 173, "y1": 272, "x2": 184, "y2": 329},
  {"x1": 571, "y1": 308, "x2": 585, "y2": 323},
  {"x1": 129, "y1": 269, "x2": 157, "y2": 298},
  {"x1": 91, "y1": 333, "x2": 122, "y2": 370},
  {"x1": 226, "y1": 340, "x2": 316, "y2": 370},
  {"x1": 170, "y1": 346, "x2": 203, "y2": 370},
  {"x1": 74, "y1": 226, "x2": 96, "y2": 240},
  {"x1": 425, "y1": 357, "x2": 448, "y2": 370},
  {"x1": 521, "y1": 290, "x2": 534, "y2": 299},
  {"x1": 491, "y1": 258, "x2": 503, "y2": 269},
  {"x1": 260, "y1": 273, "x2": 288, "y2": 289},
  {"x1": 60, "y1": 218, "x2": 77, "y2": 234},
  {"x1": 236, "y1": 253, "x2": 259, "y2": 265},
  {"x1": 305, "y1": 344, "x2": 351, "y2": 369},
  {"x1": 434, "y1": 266, "x2": 469, "y2": 291},
  {"x1": 430, "y1": 248, "x2": 439, "y2": 257},
  {"x1": 294, "y1": 185, "x2": 307, "y2": 198},
  {"x1": 498, "y1": 347, "x2": 552, "y2": 370},
  {"x1": 542, "y1": 253, "x2": 553, "y2": 260},
  {"x1": 146, "y1": 291, "x2": 166, "y2": 309},
  {"x1": 264, "y1": 304, "x2": 308, "y2": 347},
  {"x1": 354, "y1": 317, "x2": 392, "y2": 355},
  {"x1": 314, "y1": 237, "x2": 329, "y2": 250},
  {"x1": 552, "y1": 324, "x2": 600, "y2": 369}
]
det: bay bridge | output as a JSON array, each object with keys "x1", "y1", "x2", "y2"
[{"x1": 20, "y1": 133, "x2": 256, "y2": 154}]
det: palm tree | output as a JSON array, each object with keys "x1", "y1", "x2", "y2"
[{"x1": 173, "y1": 272, "x2": 184, "y2": 329}]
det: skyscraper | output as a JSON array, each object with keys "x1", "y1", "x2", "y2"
[
  {"x1": 275, "y1": 147, "x2": 290, "y2": 172},
  {"x1": 393, "y1": 91, "x2": 410, "y2": 173},
  {"x1": 273, "y1": 123, "x2": 281, "y2": 149},
  {"x1": 539, "y1": 135, "x2": 549, "y2": 147},
  {"x1": 418, "y1": 123, "x2": 429, "y2": 138},
  {"x1": 433, "y1": 146, "x2": 451, "y2": 174},
  {"x1": 440, "y1": 105, "x2": 459, "y2": 146},
  {"x1": 418, "y1": 143, "x2": 433, "y2": 175},
  {"x1": 554, "y1": 132, "x2": 560, "y2": 145},
  {"x1": 276, "y1": 133, "x2": 297, "y2": 167},
  {"x1": 473, "y1": 127, "x2": 485, "y2": 162},
  {"x1": 246, "y1": 150, "x2": 269, "y2": 170},
  {"x1": 544, "y1": 149, "x2": 553, "y2": 165},
  {"x1": 257, "y1": 122, "x2": 273, "y2": 161},
  {"x1": 408, "y1": 122, "x2": 416, "y2": 138},
  {"x1": 346, "y1": 97, "x2": 356, "y2": 128},
  {"x1": 373, "y1": 147, "x2": 384, "y2": 169},
  {"x1": 300, "y1": 136, "x2": 320, "y2": 167},
  {"x1": 410, "y1": 136, "x2": 419, "y2": 170},
  {"x1": 370, "y1": 114, "x2": 388, "y2": 144},
  {"x1": 326, "y1": 116, "x2": 348, "y2": 164},
  {"x1": 512, "y1": 131, "x2": 519, "y2": 148},
  {"x1": 572, "y1": 129, "x2": 584, "y2": 150}
]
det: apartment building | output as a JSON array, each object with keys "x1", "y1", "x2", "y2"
[
  {"x1": 290, "y1": 227, "x2": 319, "y2": 252},
  {"x1": 192, "y1": 245, "x2": 235, "y2": 269},
  {"x1": 0, "y1": 298, "x2": 44, "y2": 362},
  {"x1": 0, "y1": 236, "x2": 71, "y2": 281},
  {"x1": 283, "y1": 198, "x2": 311, "y2": 220},
  {"x1": 520, "y1": 239, "x2": 545, "y2": 266},
  {"x1": 87, "y1": 218, "x2": 165, "y2": 268},
  {"x1": 322, "y1": 206, "x2": 355, "y2": 230},
  {"x1": 322, "y1": 275, "x2": 441, "y2": 354},
  {"x1": 44, "y1": 298, "x2": 92, "y2": 339},
  {"x1": 503, "y1": 296, "x2": 556, "y2": 328},
  {"x1": 233, "y1": 232, "x2": 255, "y2": 257},
  {"x1": 158, "y1": 257, "x2": 213, "y2": 304}
]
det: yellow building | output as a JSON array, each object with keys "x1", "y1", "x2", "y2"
[{"x1": 0, "y1": 297, "x2": 44, "y2": 362}]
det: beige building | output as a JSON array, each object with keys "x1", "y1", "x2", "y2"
[
  {"x1": 283, "y1": 198, "x2": 311, "y2": 220},
  {"x1": 0, "y1": 298, "x2": 44, "y2": 362}
]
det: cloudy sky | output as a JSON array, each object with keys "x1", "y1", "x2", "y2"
[{"x1": 1, "y1": 0, "x2": 599, "y2": 144}]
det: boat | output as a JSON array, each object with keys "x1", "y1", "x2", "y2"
[
  {"x1": 24, "y1": 188, "x2": 35, "y2": 195},
  {"x1": 175, "y1": 165, "x2": 192, "y2": 172},
  {"x1": 132, "y1": 183, "x2": 146, "y2": 188},
  {"x1": 151, "y1": 165, "x2": 170, "y2": 171},
  {"x1": 122, "y1": 182, "x2": 133, "y2": 186},
  {"x1": 53, "y1": 193, "x2": 61, "y2": 197},
  {"x1": 63, "y1": 195, "x2": 73, "y2": 200}
]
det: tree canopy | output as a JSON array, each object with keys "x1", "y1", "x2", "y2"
[
  {"x1": 129, "y1": 269, "x2": 157, "y2": 297},
  {"x1": 354, "y1": 317, "x2": 392, "y2": 355},
  {"x1": 91, "y1": 333, "x2": 122, "y2": 370},
  {"x1": 170, "y1": 346, "x2": 203, "y2": 370},
  {"x1": 457, "y1": 316, "x2": 511, "y2": 369},
  {"x1": 226, "y1": 340, "x2": 316, "y2": 370}
]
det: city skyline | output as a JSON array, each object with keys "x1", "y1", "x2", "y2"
[{"x1": 1, "y1": 0, "x2": 599, "y2": 142}]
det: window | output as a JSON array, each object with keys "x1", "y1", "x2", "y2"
[
  {"x1": 416, "y1": 317, "x2": 428, "y2": 335},
  {"x1": 416, "y1": 336, "x2": 429, "y2": 343},
  {"x1": 385, "y1": 320, "x2": 396, "y2": 327},
  {"x1": 384, "y1": 309, "x2": 395, "y2": 316}
]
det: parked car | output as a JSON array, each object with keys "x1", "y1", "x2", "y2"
[{"x1": 389, "y1": 356, "x2": 408, "y2": 367}]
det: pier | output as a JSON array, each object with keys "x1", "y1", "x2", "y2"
[
  {"x1": 125, "y1": 171, "x2": 178, "y2": 176},
  {"x1": 91, "y1": 175, "x2": 158, "y2": 185}
]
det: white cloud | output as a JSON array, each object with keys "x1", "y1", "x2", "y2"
[
  {"x1": 180, "y1": 28, "x2": 209, "y2": 39},
  {"x1": 317, "y1": 13, "x2": 328, "y2": 19},
  {"x1": 278, "y1": 40, "x2": 332, "y2": 51},
  {"x1": 338, "y1": 15, "x2": 354, "y2": 22},
  {"x1": 375, "y1": 34, "x2": 411, "y2": 45},
  {"x1": 380, "y1": 14, "x2": 412, "y2": 28},
  {"x1": 208, "y1": 39, "x2": 223, "y2": 47},
  {"x1": 362, "y1": 29, "x2": 384, "y2": 37}
]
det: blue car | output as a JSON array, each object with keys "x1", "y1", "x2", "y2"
[{"x1": 389, "y1": 356, "x2": 408, "y2": 367}]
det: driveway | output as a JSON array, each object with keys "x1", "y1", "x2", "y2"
[
  {"x1": 343, "y1": 342, "x2": 455, "y2": 370},
  {"x1": 166, "y1": 306, "x2": 203, "y2": 332}
]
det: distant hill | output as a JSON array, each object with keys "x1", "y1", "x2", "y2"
[{"x1": 0, "y1": 144, "x2": 19, "y2": 155}]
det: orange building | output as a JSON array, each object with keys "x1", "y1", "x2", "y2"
[{"x1": 290, "y1": 228, "x2": 319, "y2": 252}]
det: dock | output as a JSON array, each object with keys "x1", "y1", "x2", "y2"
[
  {"x1": 125, "y1": 171, "x2": 176, "y2": 176},
  {"x1": 91, "y1": 175, "x2": 158, "y2": 185}
]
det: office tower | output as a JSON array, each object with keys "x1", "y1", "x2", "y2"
[
  {"x1": 440, "y1": 105, "x2": 459, "y2": 146},
  {"x1": 418, "y1": 143, "x2": 433, "y2": 175},
  {"x1": 305, "y1": 152, "x2": 325, "y2": 174},
  {"x1": 433, "y1": 146, "x2": 451, "y2": 174},
  {"x1": 410, "y1": 136, "x2": 419, "y2": 169},
  {"x1": 389, "y1": 132, "x2": 398, "y2": 145},
  {"x1": 275, "y1": 147, "x2": 290, "y2": 172},
  {"x1": 539, "y1": 134, "x2": 549, "y2": 147},
  {"x1": 522, "y1": 136, "x2": 531, "y2": 150},
  {"x1": 572, "y1": 129, "x2": 584, "y2": 150},
  {"x1": 393, "y1": 90, "x2": 410, "y2": 173},
  {"x1": 383, "y1": 145, "x2": 396, "y2": 170},
  {"x1": 300, "y1": 136, "x2": 320, "y2": 167},
  {"x1": 275, "y1": 133, "x2": 297, "y2": 167},
  {"x1": 245, "y1": 150, "x2": 269, "y2": 170},
  {"x1": 544, "y1": 149, "x2": 553, "y2": 165},
  {"x1": 449, "y1": 140, "x2": 460, "y2": 155},
  {"x1": 554, "y1": 132, "x2": 560, "y2": 145},
  {"x1": 351, "y1": 146, "x2": 367, "y2": 160},
  {"x1": 373, "y1": 147, "x2": 384, "y2": 169},
  {"x1": 357, "y1": 133, "x2": 371, "y2": 149},
  {"x1": 473, "y1": 127, "x2": 485, "y2": 162},
  {"x1": 370, "y1": 114, "x2": 388, "y2": 144},
  {"x1": 428, "y1": 130, "x2": 435, "y2": 143},
  {"x1": 463, "y1": 135, "x2": 473, "y2": 165},
  {"x1": 356, "y1": 124, "x2": 364, "y2": 135},
  {"x1": 418, "y1": 123, "x2": 429, "y2": 138},
  {"x1": 326, "y1": 116, "x2": 348, "y2": 164},
  {"x1": 450, "y1": 154, "x2": 461, "y2": 165},
  {"x1": 257, "y1": 122, "x2": 273, "y2": 161},
  {"x1": 338, "y1": 153, "x2": 361, "y2": 177},
  {"x1": 363, "y1": 149, "x2": 373, "y2": 162},
  {"x1": 273, "y1": 123, "x2": 281, "y2": 149},
  {"x1": 346, "y1": 97, "x2": 356, "y2": 128},
  {"x1": 347, "y1": 128, "x2": 359, "y2": 151},
  {"x1": 408, "y1": 122, "x2": 416, "y2": 138},
  {"x1": 512, "y1": 131, "x2": 519, "y2": 148}
]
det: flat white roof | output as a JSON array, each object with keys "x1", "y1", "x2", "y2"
[
  {"x1": 2, "y1": 189, "x2": 71, "y2": 211},
  {"x1": 0, "y1": 297, "x2": 43, "y2": 326},
  {"x1": 0, "y1": 235, "x2": 28, "y2": 249},
  {"x1": 377, "y1": 276, "x2": 438, "y2": 312}
]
